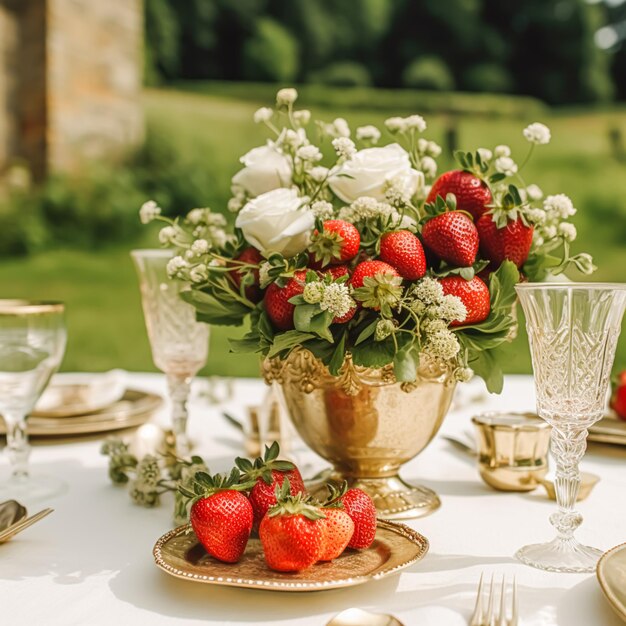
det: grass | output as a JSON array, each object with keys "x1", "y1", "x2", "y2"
[{"x1": 2, "y1": 85, "x2": 626, "y2": 378}]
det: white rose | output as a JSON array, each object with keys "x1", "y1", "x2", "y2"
[
  {"x1": 231, "y1": 144, "x2": 292, "y2": 197},
  {"x1": 328, "y1": 143, "x2": 423, "y2": 204},
  {"x1": 235, "y1": 188, "x2": 314, "y2": 258}
]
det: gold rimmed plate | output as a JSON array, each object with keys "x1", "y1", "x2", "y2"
[
  {"x1": 153, "y1": 520, "x2": 428, "y2": 592},
  {"x1": 0, "y1": 389, "x2": 162, "y2": 437},
  {"x1": 597, "y1": 542, "x2": 626, "y2": 622}
]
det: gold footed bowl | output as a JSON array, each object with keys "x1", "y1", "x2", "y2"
[{"x1": 264, "y1": 349, "x2": 456, "y2": 520}]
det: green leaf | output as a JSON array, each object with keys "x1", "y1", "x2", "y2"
[
  {"x1": 267, "y1": 331, "x2": 316, "y2": 358},
  {"x1": 228, "y1": 333, "x2": 261, "y2": 353},
  {"x1": 355, "y1": 320, "x2": 378, "y2": 345},
  {"x1": 393, "y1": 341, "x2": 420, "y2": 382},
  {"x1": 328, "y1": 332, "x2": 347, "y2": 375},
  {"x1": 469, "y1": 349, "x2": 505, "y2": 394},
  {"x1": 351, "y1": 338, "x2": 395, "y2": 369},
  {"x1": 294, "y1": 305, "x2": 334, "y2": 342},
  {"x1": 489, "y1": 172, "x2": 506, "y2": 184}
]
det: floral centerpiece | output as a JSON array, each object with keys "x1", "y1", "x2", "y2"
[{"x1": 141, "y1": 87, "x2": 593, "y2": 517}]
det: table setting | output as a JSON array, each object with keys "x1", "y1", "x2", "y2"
[{"x1": 2, "y1": 87, "x2": 626, "y2": 626}]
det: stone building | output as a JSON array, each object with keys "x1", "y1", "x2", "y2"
[{"x1": 0, "y1": 0, "x2": 143, "y2": 180}]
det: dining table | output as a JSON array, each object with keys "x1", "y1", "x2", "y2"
[{"x1": 1, "y1": 371, "x2": 625, "y2": 626}]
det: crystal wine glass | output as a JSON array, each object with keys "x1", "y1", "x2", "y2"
[
  {"x1": 515, "y1": 282, "x2": 626, "y2": 573},
  {"x1": 0, "y1": 300, "x2": 67, "y2": 501},
  {"x1": 131, "y1": 250, "x2": 209, "y2": 454}
]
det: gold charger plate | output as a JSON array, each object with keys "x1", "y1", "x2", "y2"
[
  {"x1": 0, "y1": 389, "x2": 162, "y2": 437},
  {"x1": 153, "y1": 519, "x2": 429, "y2": 592},
  {"x1": 597, "y1": 542, "x2": 626, "y2": 623}
]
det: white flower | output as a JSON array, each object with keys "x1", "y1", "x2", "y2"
[
  {"x1": 424, "y1": 329, "x2": 460, "y2": 361},
  {"x1": 139, "y1": 200, "x2": 161, "y2": 224},
  {"x1": 189, "y1": 264, "x2": 209, "y2": 284},
  {"x1": 528, "y1": 208, "x2": 547, "y2": 224},
  {"x1": 532, "y1": 232, "x2": 545, "y2": 247},
  {"x1": 311, "y1": 200, "x2": 334, "y2": 220},
  {"x1": 477, "y1": 148, "x2": 493, "y2": 162},
  {"x1": 309, "y1": 166, "x2": 329, "y2": 182},
  {"x1": 455, "y1": 367, "x2": 474, "y2": 383},
  {"x1": 166, "y1": 256, "x2": 188, "y2": 278},
  {"x1": 526, "y1": 184, "x2": 543, "y2": 201},
  {"x1": 293, "y1": 109, "x2": 311, "y2": 125},
  {"x1": 276, "y1": 87, "x2": 298, "y2": 106},
  {"x1": 228, "y1": 196, "x2": 244, "y2": 213},
  {"x1": 420, "y1": 156, "x2": 437, "y2": 178},
  {"x1": 259, "y1": 262, "x2": 272, "y2": 289},
  {"x1": 158, "y1": 226, "x2": 176, "y2": 244},
  {"x1": 329, "y1": 143, "x2": 422, "y2": 204},
  {"x1": 523, "y1": 122, "x2": 551, "y2": 145},
  {"x1": 338, "y1": 196, "x2": 397, "y2": 222},
  {"x1": 426, "y1": 141, "x2": 442, "y2": 158},
  {"x1": 191, "y1": 239, "x2": 209, "y2": 255},
  {"x1": 356, "y1": 125, "x2": 381, "y2": 144},
  {"x1": 494, "y1": 145, "x2": 511, "y2": 158},
  {"x1": 279, "y1": 128, "x2": 307, "y2": 149},
  {"x1": 439, "y1": 295, "x2": 467, "y2": 323},
  {"x1": 412, "y1": 277, "x2": 444, "y2": 305},
  {"x1": 494, "y1": 156, "x2": 518, "y2": 176},
  {"x1": 332, "y1": 118, "x2": 350, "y2": 138},
  {"x1": 187, "y1": 208, "x2": 209, "y2": 224},
  {"x1": 235, "y1": 188, "x2": 314, "y2": 258},
  {"x1": 253, "y1": 107, "x2": 273, "y2": 124},
  {"x1": 544, "y1": 194, "x2": 576, "y2": 218},
  {"x1": 405, "y1": 115, "x2": 427, "y2": 132},
  {"x1": 332, "y1": 137, "x2": 357, "y2": 160},
  {"x1": 320, "y1": 283, "x2": 354, "y2": 318},
  {"x1": 231, "y1": 144, "x2": 292, "y2": 197},
  {"x1": 558, "y1": 222, "x2": 577, "y2": 241},
  {"x1": 303, "y1": 282, "x2": 325, "y2": 305},
  {"x1": 384, "y1": 117, "x2": 406, "y2": 133},
  {"x1": 296, "y1": 145, "x2": 323, "y2": 163},
  {"x1": 543, "y1": 225, "x2": 557, "y2": 239}
]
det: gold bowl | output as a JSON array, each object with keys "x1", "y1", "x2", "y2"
[{"x1": 264, "y1": 349, "x2": 456, "y2": 519}]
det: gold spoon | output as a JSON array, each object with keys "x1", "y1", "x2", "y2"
[
  {"x1": 326, "y1": 608, "x2": 404, "y2": 626},
  {"x1": 0, "y1": 507, "x2": 54, "y2": 543}
]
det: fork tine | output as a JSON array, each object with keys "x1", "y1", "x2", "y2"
[
  {"x1": 510, "y1": 577, "x2": 518, "y2": 626},
  {"x1": 469, "y1": 572, "x2": 484, "y2": 626},
  {"x1": 498, "y1": 576, "x2": 507, "y2": 626},
  {"x1": 485, "y1": 574, "x2": 495, "y2": 626}
]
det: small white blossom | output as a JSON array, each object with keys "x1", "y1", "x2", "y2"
[
  {"x1": 523, "y1": 122, "x2": 551, "y2": 145},
  {"x1": 339, "y1": 196, "x2": 397, "y2": 222},
  {"x1": 384, "y1": 176, "x2": 414, "y2": 207},
  {"x1": 426, "y1": 141, "x2": 442, "y2": 158},
  {"x1": 259, "y1": 262, "x2": 272, "y2": 289},
  {"x1": 319, "y1": 283, "x2": 354, "y2": 318},
  {"x1": 558, "y1": 222, "x2": 577, "y2": 241},
  {"x1": 412, "y1": 277, "x2": 444, "y2": 305},
  {"x1": 166, "y1": 256, "x2": 188, "y2": 278},
  {"x1": 228, "y1": 196, "x2": 244, "y2": 213},
  {"x1": 293, "y1": 109, "x2": 311, "y2": 125},
  {"x1": 296, "y1": 145, "x2": 323, "y2": 163},
  {"x1": 528, "y1": 208, "x2": 547, "y2": 224},
  {"x1": 405, "y1": 115, "x2": 427, "y2": 132},
  {"x1": 420, "y1": 156, "x2": 437, "y2": 178},
  {"x1": 574, "y1": 253, "x2": 595, "y2": 274},
  {"x1": 309, "y1": 166, "x2": 329, "y2": 182},
  {"x1": 303, "y1": 282, "x2": 325, "y2": 304},
  {"x1": 543, "y1": 225, "x2": 557, "y2": 239},
  {"x1": 332, "y1": 118, "x2": 351, "y2": 138},
  {"x1": 526, "y1": 184, "x2": 543, "y2": 201},
  {"x1": 494, "y1": 156, "x2": 518, "y2": 176},
  {"x1": 356, "y1": 125, "x2": 381, "y2": 144},
  {"x1": 477, "y1": 148, "x2": 493, "y2": 162},
  {"x1": 494, "y1": 145, "x2": 511, "y2": 158},
  {"x1": 384, "y1": 117, "x2": 406, "y2": 133},
  {"x1": 455, "y1": 367, "x2": 474, "y2": 383},
  {"x1": 375, "y1": 319, "x2": 396, "y2": 341},
  {"x1": 424, "y1": 329, "x2": 461, "y2": 361},
  {"x1": 532, "y1": 232, "x2": 545, "y2": 248},
  {"x1": 276, "y1": 87, "x2": 298, "y2": 106},
  {"x1": 158, "y1": 226, "x2": 176, "y2": 245},
  {"x1": 311, "y1": 200, "x2": 334, "y2": 220},
  {"x1": 332, "y1": 137, "x2": 356, "y2": 160},
  {"x1": 439, "y1": 295, "x2": 467, "y2": 323},
  {"x1": 544, "y1": 194, "x2": 576, "y2": 218},
  {"x1": 191, "y1": 239, "x2": 209, "y2": 255},
  {"x1": 253, "y1": 107, "x2": 273, "y2": 124},
  {"x1": 189, "y1": 264, "x2": 209, "y2": 284},
  {"x1": 187, "y1": 208, "x2": 207, "y2": 224},
  {"x1": 139, "y1": 200, "x2": 161, "y2": 224},
  {"x1": 281, "y1": 128, "x2": 306, "y2": 149}
]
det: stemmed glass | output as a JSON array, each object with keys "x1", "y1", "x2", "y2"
[
  {"x1": 516, "y1": 282, "x2": 626, "y2": 572},
  {"x1": 0, "y1": 300, "x2": 67, "y2": 501},
  {"x1": 131, "y1": 250, "x2": 209, "y2": 455}
]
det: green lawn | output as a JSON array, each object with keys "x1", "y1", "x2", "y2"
[{"x1": 2, "y1": 87, "x2": 626, "y2": 378}]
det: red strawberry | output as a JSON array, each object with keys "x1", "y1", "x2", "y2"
[
  {"x1": 259, "y1": 479, "x2": 326, "y2": 572},
  {"x1": 230, "y1": 247, "x2": 264, "y2": 303},
  {"x1": 427, "y1": 170, "x2": 492, "y2": 220},
  {"x1": 422, "y1": 212, "x2": 479, "y2": 267},
  {"x1": 379, "y1": 231, "x2": 427, "y2": 280},
  {"x1": 476, "y1": 214, "x2": 533, "y2": 269},
  {"x1": 333, "y1": 305, "x2": 356, "y2": 325},
  {"x1": 236, "y1": 442, "x2": 306, "y2": 530},
  {"x1": 611, "y1": 371, "x2": 626, "y2": 420},
  {"x1": 310, "y1": 220, "x2": 361, "y2": 266},
  {"x1": 340, "y1": 488, "x2": 377, "y2": 550},
  {"x1": 324, "y1": 265, "x2": 350, "y2": 281},
  {"x1": 439, "y1": 275, "x2": 490, "y2": 326},
  {"x1": 318, "y1": 507, "x2": 355, "y2": 561},
  {"x1": 181, "y1": 469, "x2": 254, "y2": 563},
  {"x1": 349, "y1": 260, "x2": 399, "y2": 289},
  {"x1": 264, "y1": 270, "x2": 306, "y2": 330}
]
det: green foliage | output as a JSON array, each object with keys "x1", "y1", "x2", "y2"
[
  {"x1": 309, "y1": 62, "x2": 372, "y2": 87},
  {"x1": 463, "y1": 63, "x2": 513, "y2": 94},
  {"x1": 402, "y1": 56, "x2": 455, "y2": 91}
]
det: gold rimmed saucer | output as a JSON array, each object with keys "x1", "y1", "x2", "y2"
[
  {"x1": 597, "y1": 542, "x2": 626, "y2": 622},
  {"x1": 153, "y1": 520, "x2": 429, "y2": 592}
]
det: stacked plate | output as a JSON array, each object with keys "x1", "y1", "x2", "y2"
[{"x1": 0, "y1": 371, "x2": 162, "y2": 438}]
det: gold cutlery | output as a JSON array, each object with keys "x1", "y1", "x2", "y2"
[
  {"x1": 470, "y1": 573, "x2": 518, "y2": 626},
  {"x1": 0, "y1": 507, "x2": 54, "y2": 543},
  {"x1": 326, "y1": 608, "x2": 404, "y2": 626}
]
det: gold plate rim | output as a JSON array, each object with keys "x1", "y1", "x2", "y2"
[
  {"x1": 153, "y1": 519, "x2": 429, "y2": 592},
  {"x1": 597, "y1": 542, "x2": 626, "y2": 622}
]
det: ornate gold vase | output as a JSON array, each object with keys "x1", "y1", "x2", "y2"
[{"x1": 263, "y1": 349, "x2": 456, "y2": 520}]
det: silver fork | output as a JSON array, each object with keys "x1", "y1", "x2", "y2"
[{"x1": 469, "y1": 573, "x2": 518, "y2": 626}]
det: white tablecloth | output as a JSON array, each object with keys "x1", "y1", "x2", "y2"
[{"x1": 1, "y1": 373, "x2": 625, "y2": 626}]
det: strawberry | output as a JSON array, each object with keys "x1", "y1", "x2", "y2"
[
  {"x1": 230, "y1": 247, "x2": 264, "y2": 303},
  {"x1": 611, "y1": 371, "x2": 626, "y2": 420},
  {"x1": 333, "y1": 305, "x2": 356, "y2": 324},
  {"x1": 379, "y1": 231, "x2": 427, "y2": 280},
  {"x1": 179, "y1": 468, "x2": 254, "y2": 564},
  {"x1": 439, "y1": 275, "x2": 490, "y2": 326},
  {"x1": 318, "y1": 507, "x2": 355, "y2": 561},
  {"x1": 310, "y1": 220, "x2": 361, "y2": 266},
  {"x1": 264, "y1": 270, "x2": 306, "y2": 330},
  {"x1": 259, "y1": 479, "x2": 326, "y2": 572},
  {"x1": 350, "y1": 260, "x2": 402, "y2": 315},
  {"x1": 236, "y1": 442, "x2": 306, "y2": 530},
  {"x1": 323, "y1": 265, "x2": 350, "y2": 281},
  {"x1": 349, "y1": 260, "x2": 399, "y2": 289},
  {"x1": 476, "y1": 214, "x2": 533, "y2": 269},
  {"x1": 422, "y1": 212, "x2": 479, "y2": 268},
  {"x1": 339, "y1": 488, "x2": 377, "y2": 550},
  {"x1": 427, "y1": 170, "x2": 492, "y2": 220}
]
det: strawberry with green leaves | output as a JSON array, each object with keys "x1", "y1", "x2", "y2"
[
  {"x1": 230, "y1": 247, "x2": 264, "y2": 303},
  {"x1": 259, "y1": 479, "x2": 326, "y2": 572},
  {"x1": 264, "y1": 270, "x2": 306, "y2": 330},
  {"x1": 426, "y1": 170, "x2": 492, "y2": 221},
  {"x1": 178, "y1": 468, "x2": 254, "y2": 563},
  {"x1": 310, "y1": 219, "x2": 361, "y2": 267},
  {"x1": 379, "y1": 231, "x2": 427, "y2": 280},
  {"x1": 439, "y1": 275, "x2": 490, "y2": 326},
  {"x1": 236, "y1": 442, "x2": 306, "y2": 529},
  {"x1": 316, "y1": 482, "x2": 355, "y2": 561},
  {"x1": 350, "y1": 260, "x2": 402, "y2": 316}
]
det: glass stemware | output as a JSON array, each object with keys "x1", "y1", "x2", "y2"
[
  {"x1": 515, "y1": 282, "x2": 626, "y2": 573},
  {"x1": 131, "y1": 250, "x2": 209, "y2": 454},
  {"x1": 0, "y1": 300, "x2": 67, "y2": 501}
]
